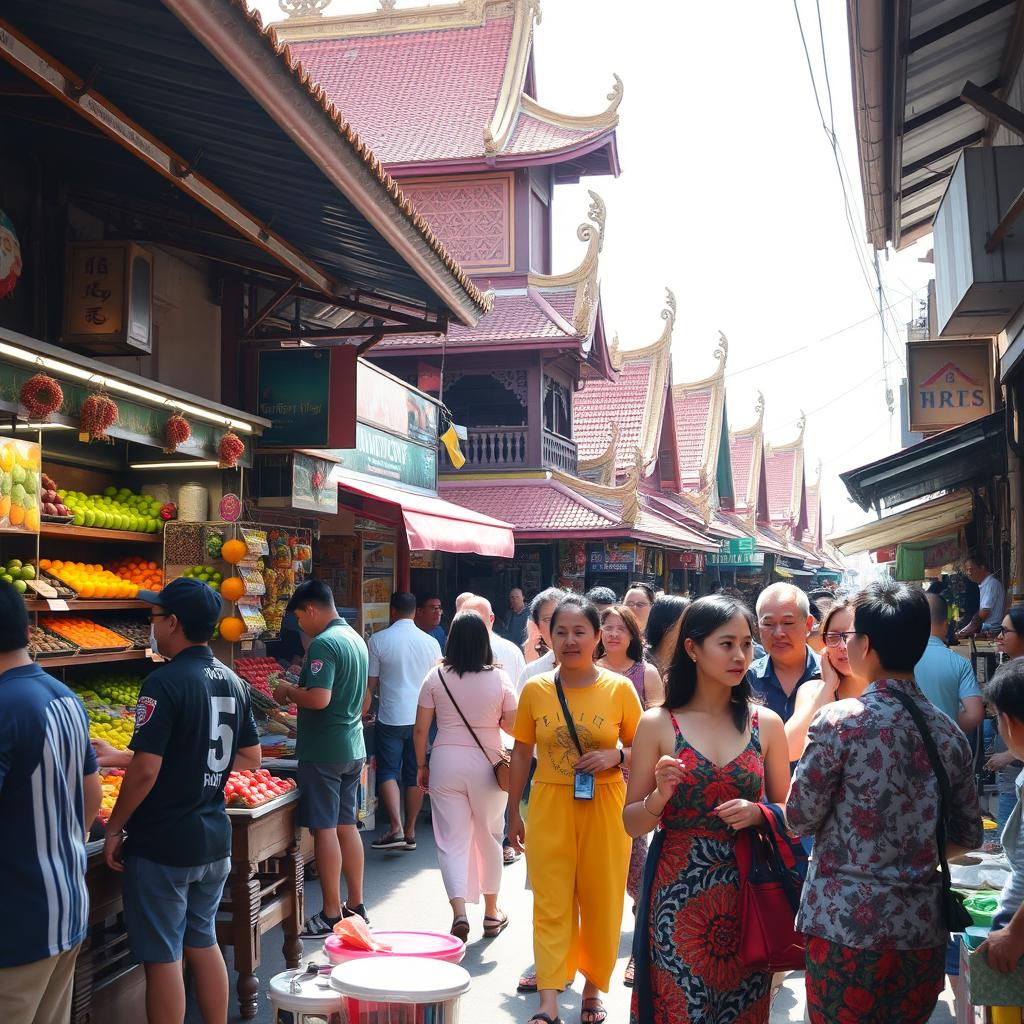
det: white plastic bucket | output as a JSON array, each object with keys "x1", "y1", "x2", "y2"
[
  {"x1": 268, "y1": 967, "x2": 343, "y2": 1024},
  {"x1": 330, "y1": 955, "x2": 471, "y2": 1023}
]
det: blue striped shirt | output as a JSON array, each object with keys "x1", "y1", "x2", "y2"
[{"x1": 0, "y1": 664, "x2": 96, "y2": 967}]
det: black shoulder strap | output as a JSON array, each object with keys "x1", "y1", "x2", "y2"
[
  {"x1": 553, "y1": 671, "x2": 585, "y2": 757},
  {"x1": 436, "y1": 669, "x2": 490, "y2": 761},
  {"x1": 887, "y1": 687, "x2": 956, "y2": 893}
]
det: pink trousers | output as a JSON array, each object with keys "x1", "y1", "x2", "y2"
[{"x1": 428, "y1": 745, "x2": 508, "y2": 903}]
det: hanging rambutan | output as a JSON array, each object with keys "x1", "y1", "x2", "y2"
[
  {"x1": 164, "y1": 412, "x2": 191, "y2": 453},
  {"x1": 217, "y1": 431, "x2": 245, "y2": 468},
  {"x1": 79, "y1": 392, "x2": 118, "y2": 442},
  {"x1": 20, "y1": 373, "x2": 63, "y2": 420}
]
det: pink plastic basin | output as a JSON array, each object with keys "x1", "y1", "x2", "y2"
[{"x1": 323, "y1": 930, "x2": 465, "y2": 965}]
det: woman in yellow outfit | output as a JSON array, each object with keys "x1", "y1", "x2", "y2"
[{"x1": 509, "y1": 594, "x2": 643, "y2": 1024}]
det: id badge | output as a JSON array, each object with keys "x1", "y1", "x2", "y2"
[{"x1": 574, "y1": 771, "x2": 595, "y2": 801}]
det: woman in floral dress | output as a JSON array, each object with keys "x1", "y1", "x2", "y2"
[{"x1": 623, "y1": 595, "x2": 791, "y2": 1023}]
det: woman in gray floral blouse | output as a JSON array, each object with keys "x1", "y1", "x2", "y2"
[{"x1": 786, "y1": 580, "x2": 983, "y2": 1024}]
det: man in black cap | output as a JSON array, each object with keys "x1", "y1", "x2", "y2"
[{"x1": 102, "y1": 577, "x2": 261, "y2": 1024}]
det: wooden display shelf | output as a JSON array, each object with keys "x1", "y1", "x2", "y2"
[
  {"x1": 33, "y1": 649, "x2": 150, "y2": 668},
  {"x1": 26, "y1": 599, "x2": 149, "y2": 611},
  {"x1": 40, "y1": 523, "x2": 161, "y2": 544}
]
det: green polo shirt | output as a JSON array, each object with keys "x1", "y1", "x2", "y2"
[{"x1": 295, "y1": 618, "x2": 368, "y2": 764}]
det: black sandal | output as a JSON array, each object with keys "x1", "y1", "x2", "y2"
[
  {"x1": 527, "y1": 1016, "x2": 562, "y2": 1024},
  {"x1": 581, "y1": 998, "x2": 607, "y2": 1024}
]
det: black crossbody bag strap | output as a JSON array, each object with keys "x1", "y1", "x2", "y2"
[
  {"x1": 554, "y1": 671, "x2": 585, "y2": 757},
  {"x1": 887, "y1": 688, "x2": 958, "y2": 897},
  {"x1": 437, "y1": 669, "x2": 491, "y2": 761}
]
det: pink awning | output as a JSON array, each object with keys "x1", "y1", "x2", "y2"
[{"x1": 337, "y1": 476, "x2": 515, "y2": 557}]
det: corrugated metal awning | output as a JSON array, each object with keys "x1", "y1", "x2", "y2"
[{"x1": 828, "y1": 490, "x2": 973, "y2": 555}]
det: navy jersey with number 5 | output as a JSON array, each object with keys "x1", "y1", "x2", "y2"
[{"x1": 127, "y1": 646, "x2": 259, "y2": 866}]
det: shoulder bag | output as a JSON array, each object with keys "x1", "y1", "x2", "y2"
[
  {"x1": 887, "y1": 687, "x2": 974, "y2": 933},
  {"x1": 436, "y1": 669, "x2": 511, "y2": 791},
  {"x1": 735, "y1": 802, "x2": 809, "y2": 972}
]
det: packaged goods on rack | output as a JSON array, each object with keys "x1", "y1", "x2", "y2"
[{"x1": 0, "y1": 437, "x2": 41, "y2": 534}]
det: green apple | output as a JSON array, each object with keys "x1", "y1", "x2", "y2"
[
  {"x1": 84, "y1": 510, "x2": 95, "y2": 527},
  {"x1": 1, "y1": 574, "x2": 12, "y2": 585},
  {"x1": 6, "y1": 559, "x2": 21, "y2": 571},
  {"x1": 73, "y1": 511, "x2": 86, "y2": 527},
  {"x1": 19, "y1": 565, "x2": 35, "y2": 581},
  {"x1": 13, "y1": 579, "x2": 26, "y2": 594}
]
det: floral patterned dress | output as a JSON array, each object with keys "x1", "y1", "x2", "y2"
[{"x1": 631, "y1": 710, "x2": 771, "y2": 1024}]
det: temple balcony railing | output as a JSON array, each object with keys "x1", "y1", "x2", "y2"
[
  {"x1": 438, "y1": 426, "x2": 578, "y2": 474},
  {"x1": 542, "y1": 429, "x2": 577, "y2": 474}
]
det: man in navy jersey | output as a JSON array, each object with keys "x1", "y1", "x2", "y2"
[
  {"x1": 0, "y1": 580, "x2": 100, "y2": 1024},
  {"x1": 104, "y1": 577, "x2": 261, "y2": 1024}
]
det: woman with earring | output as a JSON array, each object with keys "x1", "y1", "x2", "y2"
[
  {"x1": 624, "y1": 595, "x2": 791, "y2": 1023},
  {"x1": 508, "y1": 594, "x2": 643, "y2": 1024}
]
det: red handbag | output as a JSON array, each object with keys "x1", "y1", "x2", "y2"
[{"x1": 734, "y1": 802, "x2": 808, "y2": 973}]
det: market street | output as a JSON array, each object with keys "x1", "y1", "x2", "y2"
[{"x1": 187, "y1": 823, "x2": 957, "y2": 1024}]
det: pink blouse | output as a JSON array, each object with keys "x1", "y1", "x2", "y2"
[{"x1": 418, "y1": 665, "x2": 518, "y2": 761}]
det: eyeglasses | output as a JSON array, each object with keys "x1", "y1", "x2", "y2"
[
  {"x1": 997, "y1": 627, "x2": 1019, "y2": 638},
  {"x1": 624, "y1": 601, "x2": 650, "y2": 610},
  {"x1": 149, "y1": 612, "x2": 169, "y2": 623},
  {"x1": 824, "y1": 631, "x2": 859, "y2": 647}
]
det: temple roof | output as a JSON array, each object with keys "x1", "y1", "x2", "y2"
[
  {"x1": 672, "y1": 333, "x2": 728, "y2": 500},
  {"x1": 272, "y1": 0, "x2": 620, "y2": 175},
  {"x1": 729, "y1": 392, "x2": 766, "y2": 521},
  {"x1": 573, "y1": 289, "x2": 676, "y2": 478},
  {"x1": 764, "y1": 412, "x2": 809, "y2": 538},
  {"x1": 806, "y1": 477, "x2": 823, "y2": 550}
]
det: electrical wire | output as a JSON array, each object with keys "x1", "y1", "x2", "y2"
[{"x1": 772, "y1": 364, "x2": 890, "y2": 432}]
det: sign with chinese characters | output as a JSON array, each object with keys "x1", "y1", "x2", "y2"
[
  {"x1": 906, "y1": 340, "x2": 994, "y2": 433},
  {"x1": 706, "y1": 550, "x2": 765, "y2": 567}
]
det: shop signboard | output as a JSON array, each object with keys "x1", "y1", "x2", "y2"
[
  {"x1": 724, "y1": 537, "x2": 755, "y2": 553},
  {"x1": 588, "y1": 542, "x2": 637, "y2": 572},
  {"x1": 327, "y1": 422, "x2": 437, "y2": 495},
  {"x1": 291, "y1": 453, "x2": 338, "y2": 515},
  {"x1": 357, "y1": 361, "x2": 438, "y2": 447},
  {"x1": 669, "y1": 551, "x2": 706, "y2": 571},
  {"x1": 706, "y1": 550, "x2": 764, "y2": 567},
  {"x1": 258, "y1": 349, "x2": 330, "y2": 447},
  {"x1": 906, "y1": 340, "x2": 994, "y2": 433}
]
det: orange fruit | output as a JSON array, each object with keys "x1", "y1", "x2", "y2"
[
  {"x1": 220, "y1": 577, "x2": 246, "y2": 603},
  {"x1": 221, "y1": 539, "x2": 247, "y2": 565},
  {"x1": 218, "y1": 616, "x2": 246, "y2": 643}
]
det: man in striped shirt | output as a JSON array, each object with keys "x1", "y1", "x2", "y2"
[{"x1": 0, "y1": 580, "x2": 101, "y2": 1024}]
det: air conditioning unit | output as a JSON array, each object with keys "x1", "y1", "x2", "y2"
[
  {"x1": 933, "y1": 147, "x2": 1024, "y2": 337},
  {"x1": 63, "y1": 241, "x2": 153, "y2": 354}
]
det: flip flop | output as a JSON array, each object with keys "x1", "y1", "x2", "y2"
[
  {"x1": 580, "y1": 998, "x2": 607, "y2": 1024},
  {"x1": 483, "y1": 911, "x2": 509, "y2": 938},
  {"x1": 517, "y1": 970, "x2": 538, "y2": 993},
  {"x1": 623, "y1": 954, "x2": 635, "y2": 987},
  {"x1": 450, "y1": 916, "x2": 470, "y2": 941},
  {"x1": 527, "y1": 1016, "x2": 561, "y2": 1024},
  {"x1": 503, "y1": 845, "x2": 520, "y2": 865}
]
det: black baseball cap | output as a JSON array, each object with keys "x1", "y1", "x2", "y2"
[{"x1": 138, "y1": 576, "x2": 223, "y2": 634}]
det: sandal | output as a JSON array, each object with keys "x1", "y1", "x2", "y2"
[
  {"x1": 623, "y1": 954, "x2": 635, "y2": 987},
  {"x1": 517, "y1": 970, "x2": 538, "y2": 993},
  {"x1": 483, "y1": 911, "x2": 509, "y2": 938},
  {"x1": 450, "y1": 915, "x2": 470, "y2": 942},
  {"x1": 527, "y1": 1016, "x2": 562, "y2": 1024},
  {"x1": 370, "y1": 829, "x2": 405, "y2": 850},
  {"x1": 300, "y1": 910, "x2": 340, "y2": 937},
  {"x1": 581, "y1": 998, "x2": 607, "y2": 1024},
  {"x1": 503, "y1": 845, "x2": 520, "y2": 865}
]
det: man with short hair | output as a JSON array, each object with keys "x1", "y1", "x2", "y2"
[
  {"x1": 916, "y1": 592, "x2": 984, "y2": 734},
  {"x1": 366, "y1": 592, "x2": 441, "y2": 851},
  {"x1": 503, "y1": 588, "x2": 531, "y2": 648},
  {"x1": 461, "y1": 594, "x2": 526, "y2": 684},
  {"x1": 748, "y1": 583, "x2": 821, "y2": 722},
  {"x1": 958, "y1": 553, "x2": 1006, "y2": 638},
  {"x1": 104, "y1": 577, "x2": 261, "y2": 1024},
  {"x1": 585, "y1": 586, "x2": 617, "y2": 612},
  {"x1": 0, "y1": 581, "x2": 101, "y2": 1024},
  {"x1": 275, "y1": 579, "x2": 369, "y2": 936},
  {"x1": 414, "y1": 593, "x2": 446, "y2": 649}
]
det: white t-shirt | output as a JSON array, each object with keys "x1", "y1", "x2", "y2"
[
  {"x1": 516, "y1": 649, "x2": 556, "y2": 695},
  {"x1": 490, "y1": 633, "x2": 526, "y2": 690},
  {"x1": 980, "y1": 573, "x2": 1006, "y2": 629},
  {"x1": 367, "y1": 618, "x2": 442, "y2": 726}
]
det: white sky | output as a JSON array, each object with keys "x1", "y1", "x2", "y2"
[{"x1": 251, "y1": 0, "x2": 932, "y2": 536}]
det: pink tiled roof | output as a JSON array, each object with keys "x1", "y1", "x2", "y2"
[
  {"x1": 765, "y1": 448, "x2": 797, "y2": 523},
  {"x1": 288, "y1": 16, "x2": 515, "y2": 165},
  {"x1": 673, "y1": 386, "x2": 712, "y2": 487},
  {"x1": 439, "y1": 480, "x2": 618, "y2": 532},
  {"x1": 574, "y1": 361, "x2": 653, "y2": 467},
  {"x1": 806, "y1": 482, "x2": 821, "y2": 544},
  {"x1": 730, "y1": 433, "x2": 755, "y2": 509},
  {"x1": 504, "y1": 111, "x2": 610, "y2": 156},
  {"x1": 377, "y1": 290, "x2": 577, "y2": 350},
  {"x1": 634, "y1": 507, "x2": 718, "y2": 551},
  {"x1": 543, "y1": 288, "x2": 577, "y2": 321}
]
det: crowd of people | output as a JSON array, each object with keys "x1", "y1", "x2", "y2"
[{"x1": 2, "y1": 554, "x2": 1022, "y2": 1024}]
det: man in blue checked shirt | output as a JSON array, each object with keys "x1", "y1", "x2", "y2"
[{"x1": 0, "y1": 581, "x2": 101, "y2": 1024}]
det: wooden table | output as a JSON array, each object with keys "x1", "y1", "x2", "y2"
[{"x1": 219, "y1": 790, "x2": 305, "y2": 1019}]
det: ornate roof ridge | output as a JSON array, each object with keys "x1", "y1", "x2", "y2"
[
  {"x1": 617, "y1": 288, "x2": 675, "y2": 364},
  {"x1": 729, "y1": 390, "x2": 765, "y2": 441},
  {"x1": 552, "y1": 451, "x2": 643, "y2": 525},
  {"x1": 274, "y1": 0, "x2": 518, "y2": 41},
  {"x1": 518, "y1": 74, "x2": 623, "y2": 133},
  {"x1": 484, "y1": 2, "x2": 542, "y2": 155},
  {"x1": 238, "y1": 0, "x2": 493, "y2": 315},
  {"x1": 576, "y1": 422, "x2": 619, "y2": 487},
  {"x1": 764, "y1": 410, "x2": 806, "y2": 455},
  {"x1": 673, "y1": 331, "x2": 728, "y2": 392},
  {"x1": 729, "y1": 392, "x2": 765, "y2": 521}
]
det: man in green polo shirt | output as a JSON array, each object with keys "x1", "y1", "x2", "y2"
[{"x1": 273, "y1": 579, "x2": 368, "y2": 936}]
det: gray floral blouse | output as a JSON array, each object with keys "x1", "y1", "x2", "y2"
[{"x1": 786, "y1": 677, "x2": 983, "y2": 950}]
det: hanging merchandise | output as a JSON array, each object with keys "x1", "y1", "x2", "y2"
[
  {"x1": 164, "y1": 412, "x2": 191, "y2": 453},
  {"x1": 20, "y1": 373, "x2": 64, "y2": 420},
  {"x1": 218, "y1": 431, "x2": 245, "y2": 468},
  {"x1": 78, "y1": 391, "x2": 119, "y2": 442},
  {"x1": 0, "y1": 211, "x2": 23, "y2": 299}
]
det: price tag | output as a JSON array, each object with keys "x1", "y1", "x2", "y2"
[
  {"x1": 241, "y1": 640, "x2": 253, "y2": 651},
  {"x1": 145, "y1": 648, "x2": 165, "y2": 663},
  {"x1": 46, "y1": 599, "x2": 69, "y2": 611}
]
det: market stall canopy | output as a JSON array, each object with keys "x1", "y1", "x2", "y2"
[
  {"x1": 828, "y1": 490, "x2": 974, "y2": 556},
  {"x1": 337, "y1": 476, "x2": 514, "y2": 558},
  {"x1": 0, "y1": 0, "x2": 490, "y2": 328},
  {"x1": 840, "y1": 411, "x2": 1005, "y2": 512}
]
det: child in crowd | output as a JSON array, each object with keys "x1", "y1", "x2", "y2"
[{"x1": 980, "y1": 658, "x2": 1024, "y2": 972}]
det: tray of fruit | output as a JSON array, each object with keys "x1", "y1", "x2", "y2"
[
  {"x1": 97, "y1": 769, "x2": 125, "y2": 824},
  {"x1": 87, "y1": 706, "x2": 135, "y2": 751},
  {"x1": 73, "y1": 673, "x2": 143, "y2": 707},
  {"x1": 99, "y1": 619, "x2": 150, "y2": 650},
  {"x1": 224, "y1": 770, "x2": 298, "y2": 817},
  {"x1": 29, "y1": 624, "x2": 79, "y2": 659},
  {"x1": 58, "y1": 486, "x2": 164, "y2": 534},
  {"x1": 40, "y1": 561, "x2": 140, "y2": 600},
  {"x1": 41, "y1": 617, "x2": 132, "y2": 652}
]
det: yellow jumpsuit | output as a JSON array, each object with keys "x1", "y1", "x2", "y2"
[{"x1": 511, "y1": 670, "x2": 643, "y2": 992}]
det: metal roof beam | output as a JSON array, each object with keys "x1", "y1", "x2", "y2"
[
  {"x1": 961, "y1": 78, "x2": 1024, "y2": 139},
  {"x1": 908, "y1": 0, "x2": 1015, "y2": 54},
  {"x1": 901, "y1": 130, "x2": 986, "y2": 176},
  {"x1": 904, "y1": 79, "x2": 1000, "y2": 133}
]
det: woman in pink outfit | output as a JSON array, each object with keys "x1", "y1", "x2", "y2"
[{"x1": 414, "y1": 610, "x2": 518, "y2": 942}]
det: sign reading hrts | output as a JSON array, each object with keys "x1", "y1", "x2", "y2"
[{"x1": 907, "y1": 340, "x2": 994, "y2": 433}]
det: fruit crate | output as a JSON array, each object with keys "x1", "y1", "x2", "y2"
[{"x1": 29, "y1": 624, "x2": 79, "y2": 659}]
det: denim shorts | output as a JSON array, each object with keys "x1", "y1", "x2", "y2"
[
  {"x1": 123, "y1": 854, "x2": 230, "y2": 963},
  {"x1": 374, "y1": 722, "x2": 417, "y2": 788},
  {"x1": 298, "y1": 759, "x2": 365, "y2": 829}
]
